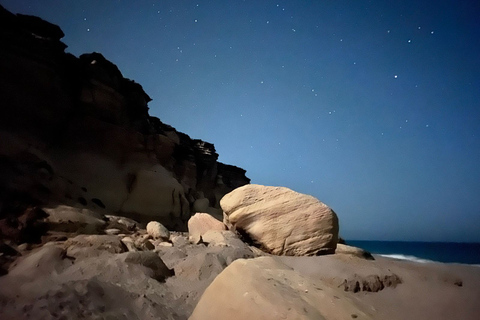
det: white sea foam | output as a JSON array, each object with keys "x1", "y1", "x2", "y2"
[{"x1": 379, "y1": 254, "x2": 435, "y2": 264}]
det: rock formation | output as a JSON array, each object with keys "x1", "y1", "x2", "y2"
[
  {"x1": 187, "y1": 212, "x2": 227, "y2": 243},
  {"x1": 221, "y1": 184, "x2": 339, "y2": 256},
  {"x1": 190, "y1": 257, "x2": 374, "y2": 320},
  {"x1": 0, "y1": 5, "x2": 249, "y2": 234}
]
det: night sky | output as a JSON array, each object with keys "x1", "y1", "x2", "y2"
[{"x1": 2, "y1": 1, "x2": 479, "y2": 242}]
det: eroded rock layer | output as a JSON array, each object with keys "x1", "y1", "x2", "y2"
[{"x1": 0, "y1": 5, "x2": 249, "y2": 232}]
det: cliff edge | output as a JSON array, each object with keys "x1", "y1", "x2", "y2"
[{"x1": 0, "y1": 5, "x2": 249, "y2": 234}]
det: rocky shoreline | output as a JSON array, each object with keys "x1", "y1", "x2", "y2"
[{"x1": 1, "y1": 203, "x2": 479, "y2": 319}]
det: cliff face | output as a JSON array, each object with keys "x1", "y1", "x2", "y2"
[{"x1": 0, "y1": 6, "x2": 249, "y2": 231}]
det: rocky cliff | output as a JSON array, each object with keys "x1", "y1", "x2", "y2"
[{"x1": 0, "y1": 5, "x2": 249, "y2": 235}]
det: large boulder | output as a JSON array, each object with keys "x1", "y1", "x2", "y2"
[
  {"x1": 190, "y1": 257, "x2": 373, "y2": 320},
  {"x1": 220, "y1": 184, "x2": 339, "y2": 256}
]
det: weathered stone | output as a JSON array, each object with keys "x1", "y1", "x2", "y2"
[
  {"x1": 157, "y1": 242, "x2": 173, "y2": 247},
  {"x1": 221, "y1": 184, "x2": 339, "y2": 256},
  {"x1": 174, "y1": 252, "x2": 227, "y2": 281},
  {"x1": 104, "y1": 228, "x2": 121, "y2": 235},
  {"x1": 188, "y1": 212, "x2": 226, "y2": 244},
  {"x1": 43, "y1": 205, "x2": 106, "y2": 234},
  {"x1": 190, "y1": 257, "x2": 373, "y2": 320},
  {"x1": 7, "y1": 245, "x2": 67, "y2": 279},
  {"x1": 335, "y1": 243, "x2": 374, "y2": 260},
  {"x1": 146, "y1": 221, "x2": 170, "y2": 240},
  {"x1": 342, "y1": 274, "x2": 402, "y2": 293},
  {"x1": 116, "y1": 251, "x2": 173, "y2": 282},
  {"x1": 105, "y1": 215, "x2": 139, "y2": 232},
  {"x1": 121, "y1": 236, "x2": 138, "y2": 252},
  {"x1": 201, "y1": 230, "x2": 246, "y2": 249},
  {"x1": 64, "y1": 234, "x2": 127, "y2": 259}
]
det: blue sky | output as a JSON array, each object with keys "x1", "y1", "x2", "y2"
[{"x1": 3, "y1": 0, "x2": 479, "y2": 242}]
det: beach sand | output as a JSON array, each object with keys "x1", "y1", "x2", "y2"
[{"x1": 277, "y1": 254, "x2": 480, "y2": 320}]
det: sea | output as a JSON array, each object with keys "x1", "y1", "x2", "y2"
[{"x1": 347, "y1": 240, "x2": 480, "y2": 265}]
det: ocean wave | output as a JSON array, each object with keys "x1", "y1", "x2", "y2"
[{"x1": 379, "y1": 254, "x2": 435, "y2": 263}]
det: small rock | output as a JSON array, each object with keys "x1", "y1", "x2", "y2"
[
  {"x1": 188, "y1": 212, "x2": 227, "y2": 244},
  {"x1": 146, "y1": 221, "x2": 170, "y2": 240},
  {"x1": 174, "y1": 252, "x2": 226, "y2": 281},
  {"x1": 17, "y1": 243, "x2": 29, "y2": 251},
  {"x1": 105, "y1": 215, "x2": 138, "y2": 232},
  {"x1": 158, "y1": 242, "x2": 173, "y2": 247},
  {"x1": 105, "y1": 228, "x2": 121, "y2": 235},
  {"x1": 134, "y1": 234, "x2": 155, "y2": 251},
  {"x1": 121, "y1": 237, "x2": 138, "y2": 252},
  {"x1": 342, "y1": 274, "x2": 402, "y2": 293},
  {"x1": 335, "y1": 243, "x2": 374, "y2": 260},
  {"x1": 143, "y1": 240, "x2": 155, "y2": 251},
  {"x1": 171, "y1": 234, "x2": 189, "y2": 248}
]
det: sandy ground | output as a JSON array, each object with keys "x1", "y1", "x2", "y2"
[{"x1": 277, "y1": 254, "x2": 480, "y2": 320}]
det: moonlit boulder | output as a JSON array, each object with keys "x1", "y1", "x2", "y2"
[{"x1": 220, "y1": 184, "x2": 339, "y2": 256}]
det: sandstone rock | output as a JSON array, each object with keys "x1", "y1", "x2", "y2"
[
  {"x1": 104, "y1": 228, "x2": 121, "y2": 235},
  {"x1": 116, "y1": 251, "x2": 173, "y2": 282},
  {"x1": 157, "y1": 247, "x2": 187, "y2": 269},
  {"x1": 121, "y1": 236, "x2": 138, "y2": 252},
  {"x1": 157, "y1": 242, "x2": 173, "y2": 247},
  {"x1": 342, "y1": 274, "x2": 402, "y2": 293},
  {"x1": 201, "y1": 230, "x2": 246, "y2": 248},
  {"x1": 221, "y1": 184, "x2": 339, "y2": 256},
  {"x1": 146, "y1": 221, "x2": 170, "y2": 240},
  {"x1": 174, "y1": 252, "x2": 227, "y2": 281},
  {"x1": 335, "y1": 243, "x2": 374, "y2": 260},
  {"x1": 7, "y1": 245, "x2": 67, "y2": 279},
  {"x1": 64, "y1": 234, "x2": 127, "y2": 259},
  {"x1": 43, "y1": 205, "x2": 106, "y2": 234},
  {"x1": 119, "y1": 166, "x2": 190, "y2": 226},
  {"x1": 105, "y1": 215, "x2": 139, "y2": 232},
  {"x1": 16, "y1": 243, "x2": 29, "y2": 251},
  {"x1": 190, "y1": 257, "x2": 373, "y2": 320},
  {"x1": 135, "y1": 238, "x2": 155, "y2": 251},
  {"x1": 188, "y1": 212, "x2": 227, "y2": 243}
]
